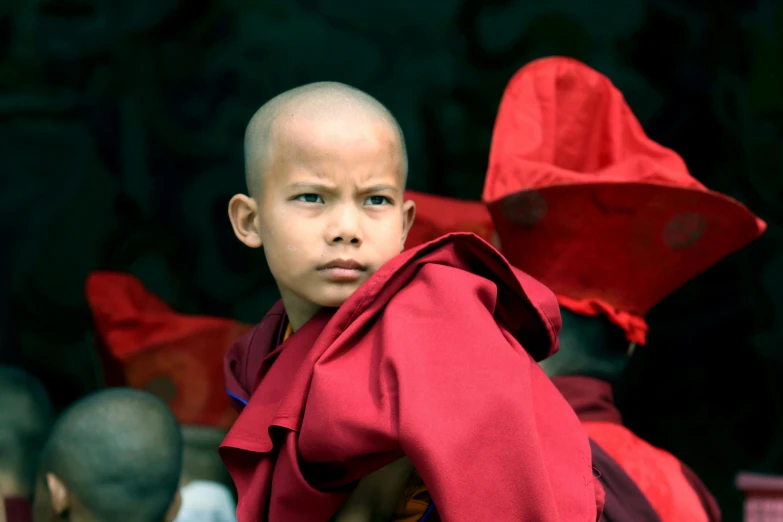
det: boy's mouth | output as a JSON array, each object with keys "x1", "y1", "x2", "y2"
[
  {"x1": 317, "y1": 259, "x2": 367, "y2": 282},
  {"x1": 319, "y1": 259, "x2": 367, "y2": 271}
]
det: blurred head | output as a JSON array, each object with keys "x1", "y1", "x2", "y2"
[
  {"x1": 228, "y1": 82, "x2": 416, "y2": 330},
  {"x1": 33, "y1": 389, "x2": 183, "y2": 522},
  {"x1": 539, "y1": 308, "x2": 634, "y2": 382},
  {"x1": 0, "y1": 366, "x2": 54, "y2": 499}
]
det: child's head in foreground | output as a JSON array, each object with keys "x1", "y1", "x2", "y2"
[
  {"x1": 33, "y1": 388, "x2": 183, "y2": 522},
  {"x1": 229, "y1": 82, "x2": 416, "y2": 330}
]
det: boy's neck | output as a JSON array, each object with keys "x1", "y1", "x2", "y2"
[{"x1": 279, "y1": 291, "x2": 323, "y2": 333}]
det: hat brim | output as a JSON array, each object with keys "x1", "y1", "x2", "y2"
[
  {"x1": 86, "y1": 271, "x2": 252, "y2": 428},
  {"x1": 405, "y1": 190, "x2": 494, "y2": 249},
  {"x1": 120, "y1": 322, "x2": 250, "y2": 428},
  {"x1": 488, "y1": 182, "x2": 765, "y2": 315}
]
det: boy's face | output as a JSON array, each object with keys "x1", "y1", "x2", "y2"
[{"x1": 237, "y1": 114, "x2": 415, "y2": 326}]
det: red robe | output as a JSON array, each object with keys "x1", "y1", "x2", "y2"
[
  {"x1": 220, "y1": 233, "x2": 600, "y2": 521},
  {"x1": 589, "y1": 440, "x2": 659, "y2": 522},
  {"x1": 553, "y1": 376, "x2": 721, "y2": 522},
  {"x1": 3, "y1": 498, "x2": 32, "y2": 522}
]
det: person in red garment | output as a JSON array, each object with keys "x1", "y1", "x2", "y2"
[
  {"x1": 84, "y1": 271, "x2": 251, "y2": 522},
  {"x1": 221, "y1": 81, "x2": 601, "y2": 521},
  {"x1": 406, "y1": 56, "x2": 765, "y2": 522},
  {"x1": 483, "y1": 57, "x2": 765, "y2": 522},
  {"x1": 84, "y1": 271, "x2": 252, "y2": 432},
  {"x1": 0, "y1": 367, "x2": 54, "y2": 522}
]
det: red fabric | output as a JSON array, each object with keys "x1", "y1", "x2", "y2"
[
  {"x1": 3, "y1": 497, "x2": 32, "y2": 522},
  {"x1": 593, "y1": 476, "x2": 606, "y2": 520},
  {"x1": 404, "y1": 190, "x2": 495, "y2": 249},
  {"x1": 220, "y1": 233, "x2": 599, "y2": 522},
  {"x1": 585, "y1": 422, "x2": 712, "y2": 522},
  {"x1": 554, "y1": 295, "x2": 648, "y2": 347},
  {"x1": 681, "y1": 464, "x2": 721, "y2": 522},
  {"x1": 589, "y1": 441, "x2": 662, "y2": 522},
  {"x1": 224, "y1": 300, "x2": 288, "y2": 410},
  {"x1": 85, "y1": 272, "x2": 252, "y2": 428},
  {"x1": 403, "y1": 193, "x2": 652, "y2": 343},
  {"x1": 550, "y1": 375, "x2": 623, "y2": 425},
  {"x1": 551, "y1": 376, "x2": 720, "y2": 522},
  {"x1": 481, "y1": 56, "x2": 765, "y2": 345}
]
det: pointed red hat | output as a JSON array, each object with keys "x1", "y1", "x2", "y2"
[
  {"x1": 85, "y1": 272, "x2": 252, "y2": 428},
  {"x1": 404, "y1": 190, "x2": 494, "y2": 249},
  {"x1": 482, "y1": 56, "x2": 765, "y2": 344}
]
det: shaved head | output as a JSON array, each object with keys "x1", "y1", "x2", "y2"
[
  {"x1": 229, "y1": 81, "x2": 417, "y2": 330},
  {"x1": 243, "y1": 81, "x2": 407, "y2": 198},
  {"x1": 0, "y1": 366, "x2": 53, "y2": 497},
  {"x1": 38, "y1": 389, "x2": 182, "y2": 522}
]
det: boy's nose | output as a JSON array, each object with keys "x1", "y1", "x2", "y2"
[
  {"x1": 327, "y1": 207, "x2": 363, "y2": 246},
  {"x1": 331, "y1": 235, "x2": 361, "y2": 245}
]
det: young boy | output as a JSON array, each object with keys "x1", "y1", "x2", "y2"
[
  {"x1": 0, "y1": 366, "x2": 54, "y2": 522},
  {"x1": 220, "y1": 82, "x2": 602, "y2": 521},
  {"x1": 32, "y1": 389, "x2": 183, "y2": 522}
]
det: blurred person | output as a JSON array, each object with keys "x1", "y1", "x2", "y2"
[
  {"x1": 32, "y1": 388, "x2": 183, "y2": 522},
  {"x1": 85, "y1": 272, "x2": 245, "y2": 522},
  {"x1": 0, "y1": 366, "x2": 54, "y2": 522}
]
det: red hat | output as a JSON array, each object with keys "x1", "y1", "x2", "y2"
[
  {"x1": 85, "y1": 272, "x2": 252, "y2": 428},
  {"x1": 482, "y1": 56, "x2": 765, "y2": 344},
  {"x1": 404, "y1": 190, "x2": 495, "y2": 249}
]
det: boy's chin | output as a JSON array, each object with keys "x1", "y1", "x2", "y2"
[{"x1": 310, "y1": 286, "x2": 363, "y2": 309}]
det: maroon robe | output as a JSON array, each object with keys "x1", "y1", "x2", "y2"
[
  {"x1": 589, "y1": 440, "x2": 660, "y2": 522},
  {"x1": 220, "y1": 233, "x2": 601, "y2": 521},
  {"x1": 3, "y1": 497, "x2": 32, "y2": 522}
]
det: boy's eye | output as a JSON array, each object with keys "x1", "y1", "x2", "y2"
[
  {"x1": 295, "y1": 194, "x2": 324, "y2": 204},
  {"x1": 365, "y1": 195, "x2": 391, "y2": 206}
]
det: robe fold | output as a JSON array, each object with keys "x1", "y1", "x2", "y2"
[{"x1": 222, "y1": 234, "x2": 598, "y2": 521}]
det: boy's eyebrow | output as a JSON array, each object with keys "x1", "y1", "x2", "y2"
[
  {"x1": 288, "y1": 182, "x2": 337, "y2": 191},
  {"x1": 287, "y1": 183, "x2": 401, "y2": 194},
  {"x1": 360, "y1": 185, "x2": 400, "y2": 194}
]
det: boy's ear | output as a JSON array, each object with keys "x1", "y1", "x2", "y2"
[
  {"x1": 228, "y1": 194, "x2": 263, "y2": 248},
  {"x1": 400, "y1": 199, "x2": 416, "y2": 251},
  {"x1": 46, "y1": 473, "x2": 70, "y2": 516}
]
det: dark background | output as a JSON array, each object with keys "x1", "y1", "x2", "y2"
[{"x1": 1, "y1": 1, "x2": 781, "y2": 520}]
